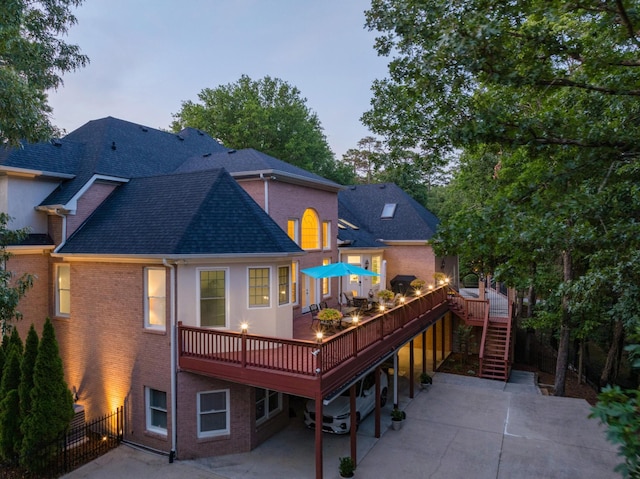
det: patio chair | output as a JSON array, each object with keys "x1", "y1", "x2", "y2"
[
  {"x1": 308, "y1": 303, "x2": 320, "y2": 328},
  {"x1": 343, "y1": 291, "x2": 355, "y2": 307},
  {"x1": 352, "y1": 297, "x2": 370, "y2": 315}
]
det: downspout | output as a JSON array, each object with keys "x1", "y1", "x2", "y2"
[
  {"x1": 53, "y1": 208, "x2": 67, "y2": 252},
  {"x1": 163, "y1": 259, "x2": 177, "y2": 462}
]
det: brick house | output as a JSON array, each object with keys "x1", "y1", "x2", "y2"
[{"x1": 1, "y1": 117, "x2": 455, "y2": 477}]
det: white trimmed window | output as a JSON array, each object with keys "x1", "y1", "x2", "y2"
[
  {"x1": 249, "y1": 267, "x2": 270, "y2": 307},
  {"x1": 255, "y1": 388, "x2": 282, "y2": 425},
  {"x1": 291, "y1": 261, "x2": 298, "y2": 305},
  {"x1": 198, "y1": 390, "x2": 230, "y2": 438},
  {"x1": 145, "y1": 387, "x2": 167, "y2": 435},
  {"x1": 199, "y1": 269, "x2": 227, "y2": 327},
  {"x1": 55, "y1": 264, "x2": 70, "y2": 317},
  {"x1": 287, "y1": 219, "x2": 299, "y2": 244},
  {"x1": 278, "y1": 266, "x2": 290, "y2": 305},
  {"x1": 322, "y1": 258, "x2": 330, "y2": 296},
  {"x1": 322, "y1": 221, "x2": 331, "y2": 250},
  {"x1": 301, "y1": 208, "x2": 319, "y2": 250},
  {"x1": 145, "y1": 268, "x2": 166, "y2": 330}
]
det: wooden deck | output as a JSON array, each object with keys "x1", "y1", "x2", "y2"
[{"x1": 178, "y1": 287, "x2": 450, "y2": 399}]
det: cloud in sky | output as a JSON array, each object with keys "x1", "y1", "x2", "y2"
[{"x1": 47, "y1": 0, "x2": 390, "y2": 159}]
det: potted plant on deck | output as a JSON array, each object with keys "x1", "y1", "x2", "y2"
[
  {"x1": 376, "y1": 289, "x2": 394, "y2": 308},
  {"x1": 390, "y1": 407, "x2": 405, "y2": 430},
  {"x1": 410, "y1": 278, "x2": 426, "y2": 293},
  {"x1": 339, "y1": 456, "x2": 356, "y2": 478},
  {"x1": 317, "y1": 308, "x2": 342, "y2": 322},
  {"x1": 419, "y1": 372, "x2": 432, "y2": 390}
]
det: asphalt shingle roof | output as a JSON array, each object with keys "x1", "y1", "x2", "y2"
[
  {"x1": 338, "y1": 183, "x2": 439, "y2": 242},
  {"x1": 175, "y1": 148, "x2": 340, "y2": 187},
  {"x1": 59, "y1": 169, "x2": 303, "y2": 256},
  {"x1": 0, "y1": 117, "x2": 230, "y2": 206}
]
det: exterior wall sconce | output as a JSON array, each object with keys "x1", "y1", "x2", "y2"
[
  {"x1": 441, "y1": 258, "x2": 446, "y2": 271},
  {"x1": 364, "y1": 259, "x2": 369, "y2": 270}
]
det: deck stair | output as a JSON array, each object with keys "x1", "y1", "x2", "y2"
[
  {"x1": 448, "y1": 287, "x2": 513, "y2": 381},
  {"x1": 479, "y1": 321, "x2": 511, "y2": 380}
]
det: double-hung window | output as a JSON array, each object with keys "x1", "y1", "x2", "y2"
[
  {"x1": 278, "y1": 266, "x2": 290, "y2": 305},
  {"x1": 146, "y1": 387, "x2": 167, "y2": 435},
  {"x1": 55, "y1": 264, "x2": 70, "y2": 317},
  {"x1": 198, "y1": 390, "x2": 229, "y2": 438},
  {"x1": 199, "y1": 269, "x2": 226, "y2": 327},
  {"x1": 145, "y1": 268, "x2": 166, "y2": 330},
  {"x1": 249, "y1": 267, "x2": 270, "y2": 307}
]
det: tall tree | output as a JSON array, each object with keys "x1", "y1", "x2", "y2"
[
  {"x1": 171, "y1": 74, "x2": 355, "y2": 185},
  {"x1": 0, "y1": 0, "x2": 89, "y2": 146},
  {"x1": 364, "y1": 0, "x2": 640, "y2": 395},
  {"x1": 0, "y1": 213, "x2": 34, "y2": 336},
  {"x1": 21, "y1": 318, "x2": 73, "y2": 469}
]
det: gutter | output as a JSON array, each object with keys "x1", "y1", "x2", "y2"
[{"x1": 162, "y1": 259, "x2": 177, "y2": 462}]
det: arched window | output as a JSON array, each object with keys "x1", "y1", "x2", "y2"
[{"x1": 301, "y1": 208, "x2": 319, "y2": 250}]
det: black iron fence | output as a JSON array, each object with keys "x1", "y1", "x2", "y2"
[{"x1": 19, "y1": 406, "x2": 123, "y2": 478}]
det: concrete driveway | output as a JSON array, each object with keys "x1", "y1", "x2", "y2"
[{"x1": 63, "y1": 372, "x2": 621, "y2": 479}]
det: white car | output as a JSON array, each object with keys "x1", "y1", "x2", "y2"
[{"x1": 304, "y1": 371, "x2": 388, "y2": 434}]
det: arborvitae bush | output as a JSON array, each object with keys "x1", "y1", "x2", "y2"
[
  {"x1": 0, "y1": 344, "x2": 22, "y2": 462},
  {"x1": 20, "y1": 319, "x2": 74, "y2": 470}
]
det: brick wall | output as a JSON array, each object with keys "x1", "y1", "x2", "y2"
[
  {"x1": 5, "y1": 253, "x2": 50, "y2": 339},
  {"x1": 55, "y1": 261, "x2": 172, "y2": 452},
  {"x1": 67, "y1": 182, "x2": 118, "y2": 237}
]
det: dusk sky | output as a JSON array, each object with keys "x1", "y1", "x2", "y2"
[{"x1": 47, "y1": 0, "x2": 390, "y2": 159}]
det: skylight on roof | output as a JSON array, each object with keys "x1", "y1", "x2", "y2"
[{"x1": 381, "y1": 203, "x2": 397, "y2": 219}]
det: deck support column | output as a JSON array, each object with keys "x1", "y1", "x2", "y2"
[
  {"x1": 375, "y1": 366, "x2": 381, "y2": 438},
  {"x1": 409, "y1": 339, "x2": 415, "y2": 399},
  {"x1": 432, "y1": 321, "x2": 437, "y2": 370},
  {"x1": 441, "y1": 317, "x2": 445, "y2": 360},
  {"x1": 314, "y1": 392, "x2": 323, "y2": 479},
  {"x1": 350, "y1": 384, "x2": 357, "y2": 463},
  {"x1": 422, "y1": 331, "x2": 427, "y2": 374}
]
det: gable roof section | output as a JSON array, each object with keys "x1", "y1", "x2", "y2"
[
  {"x1": 338, "y1": 183, "x2": 439, "y2": 242},
  {"x1": 58, "y1": 169, "x2": 303, "y2": 256},
  {"x1": 175, "y1": 148, "x2": 342, "y2": 191}
]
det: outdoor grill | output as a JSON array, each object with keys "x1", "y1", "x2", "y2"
[{"x1": 390, "y1": 275, "x2": 417, "y2": 295}]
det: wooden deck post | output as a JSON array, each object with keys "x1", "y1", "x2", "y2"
[
  {"x1": 315, "y1": 391, "x2": 323, "y2": 479},
  {"x1": 409, "y1": 339, "x2": 415, "y2": 399}
]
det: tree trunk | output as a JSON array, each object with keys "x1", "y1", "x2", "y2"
[
  {"x1": 554, "y1": 250, "x2": 573, "y2": 397},
  {"x1": 554, "y1": 326, "x2": 570, "y2": 396},
  {"x1": 600, "y1": 320, "x2": 625, "y2": 387}
]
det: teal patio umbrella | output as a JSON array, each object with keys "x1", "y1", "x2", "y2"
[
  {"x1": 301, "y1": 262, "x2": 380, "y2": 309},
  {"x1": 301, "y1": 262, "x2": 379, "y2": 279}
]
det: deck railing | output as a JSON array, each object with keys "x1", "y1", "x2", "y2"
[{"x1": 179, "y1": 287, "x2": 448, "y2": 377}]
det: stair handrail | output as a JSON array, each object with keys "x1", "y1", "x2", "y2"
[
  {"x1": 504, "y1": 299, "x2": 514, "y2": 362},
  {"x1": 478, "y1": 298, "x2": 490, "y2": 363}
]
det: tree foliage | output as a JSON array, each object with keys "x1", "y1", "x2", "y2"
[
  {"x1": 590, "y1": 343, "x2": 640, "y2": 478},
  {"x1": 364, "y1": 0, "x2": 640, "y2": 395},
  {"x1": 21, "y1": 318, "x2": 74, "y2": 468},
  {"x1": 0, "y1": 213, "x2": 34, "y2": 336},
  {"x1": 0, "y1": 0, "x2": 89, "y2": 146},
  {"x1": 171, "y1": 74, "x2": 355, "y2": 185},
  {"x1": 0, "y1": 345, "x2": 22, "y2": 462}
]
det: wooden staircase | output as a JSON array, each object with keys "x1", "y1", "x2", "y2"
[
  {"x1": 448, "y1": 288, "x2": 513, "y2": 381},
  {"x1": 479, "y1": 320, "x2": 511, "y2": 380}
]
